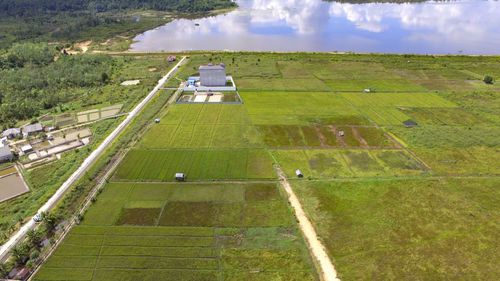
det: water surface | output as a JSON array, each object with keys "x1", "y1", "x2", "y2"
[{"x1": 130, "y1": 0, "x2": 500, "y2": 54}]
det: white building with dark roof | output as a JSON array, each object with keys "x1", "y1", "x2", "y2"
[
  {"x1": 199, "y1": 63, "x2": 227, "y2": 86},
  {"x1": 0, "y1": 137, "x2": 13, "y2": 162}
]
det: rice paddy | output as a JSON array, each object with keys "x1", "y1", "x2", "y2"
[{"x1": 35, "y1": 53, "x2": 500, "y2": 281}]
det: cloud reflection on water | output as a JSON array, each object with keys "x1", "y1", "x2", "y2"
[{"x1": 131, "y1": 0, "x2": 500, "y2": 54}]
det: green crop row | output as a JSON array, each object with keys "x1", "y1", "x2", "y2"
[{"x1": 114, "y1": 149, "x2": 275, "y2": 180}]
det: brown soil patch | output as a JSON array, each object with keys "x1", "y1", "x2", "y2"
[
  {"x1": 352, "y1": 127, "x2": 369, "y2": 148},
  {"x1": 148, "y1": 67, "x2": 158, "y2": 72},
  {"x1": 101, "y1": 39, "x2": 111, "y2": 46},
  {"x1": 314, "y1": 126, "x2": 327, "y2": 147}
]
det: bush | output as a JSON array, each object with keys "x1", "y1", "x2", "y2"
[
  {"x1": 483, "y1": 75, "x2": 494, "y2": 84},
  {"x1": 26, "y1": 260, "x2": 35, "y2": 270},
  {"x1": 30, "y1": 250, "x2": 40, "y2": 261},
  {"x1": 27, "y1": 229, "x2": 44, "y2": 248}
]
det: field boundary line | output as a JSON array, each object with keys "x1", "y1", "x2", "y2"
[{"x1": 275, "y1": 167, "x2": 340, "y2": 281}]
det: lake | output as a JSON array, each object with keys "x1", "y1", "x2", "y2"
[{"x1": 130, "y1": 0, "x2": 500, "y2": 55}]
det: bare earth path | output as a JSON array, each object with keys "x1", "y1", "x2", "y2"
[{"x1": 276, "y1": 167, "x2": 341, "y2": 281}]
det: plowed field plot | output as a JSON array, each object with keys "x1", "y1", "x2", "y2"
[
  {"x1": 273, "y1": 149, "x2": 426, "y2": 178},
  {"x1": 35, "y1": 181, "x2": 318, "y2": 281},
  {"x1": 292, "y1": 178, "x2": 500, "y2": 280},
  {"x1": 257, "y1": 125, "x2": 395, "y2": 148}
]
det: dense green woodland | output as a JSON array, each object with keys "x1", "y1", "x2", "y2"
[
  {"x1": 0, "y1": 0, "x2": 236, "y2": 48},
  {"x1": 0, "y1": 43, "x2": 115, "y2": 128},
  {"x1": 0, "y1": 0, "x2": 236, "y2": 16}
]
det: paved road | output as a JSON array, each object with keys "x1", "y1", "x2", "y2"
[{"x1": 0, "y1": 57, "x2": 188, "y2": 262}]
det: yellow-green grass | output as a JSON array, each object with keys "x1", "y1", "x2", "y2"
[
  {"x1": 324, "y1": 79, "x2": 427, "y2": 92},
  {"x1": 437, "y1": 91, "x2": 500, "y2": 125},
  {"x1": 412, "y1": 147, "x2": 500, "y2": 175},
  {"x1": 35, "y1": 178, "x2": 318, "y2": 281},
  {"x1": 342, "y1": 92, "x2": 457, "y2": 108},
  {"x1": 114, "y1": 149, "x2": 275, "y2": 181},
  {"x1": 241, "y1": 91, "x2": 369, "y2": 125},
  {"x1": 399, "y1": 107, "x2": 490, "y2": 126},
  {"x1": 390, "y1": 126, "x2": 500, "y2": 148},
  {"x1": 80, "y1": 182, "x2": 296, "y2": 228},
  {"x1": 273, "y1": 149, "x2": 426, "y2": 179},
  {"x1": 292, "y1": 178, "x2": 500, "y2": 281}
]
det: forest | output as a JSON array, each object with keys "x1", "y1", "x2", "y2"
[
  {"x1": 0, "y1": 0, "x2": 236, "y2": 48},
  {"x1": 0, "y1": 43, "x2": 116, "y2": 128},
  {"x1": 0, "y1": 0, "x2": 236, "y2": 17}
]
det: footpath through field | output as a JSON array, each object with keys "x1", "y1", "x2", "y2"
[
  {"x1": 276, "y1": 167, "x2": 341, "y2": 281},
  {"x1": 0, "y1": 56, "x2": 188, "y2": 262}
]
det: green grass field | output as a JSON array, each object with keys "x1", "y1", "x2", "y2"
[
  {"x1": 33, "y1": 53, "x2": 500, "y2": 281},
  {"x1": 292, "y1": 178, "x2": 500, "y2": 280},
  {"x1": 35, "y1": 181, "x2": 318, "y2": 280}
]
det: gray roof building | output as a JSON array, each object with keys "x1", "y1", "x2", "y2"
[
  {"x1": 22, "y1": 123, "x2": 43, "y2": 136},
  {"x1": 2, "y1": 128, "x2": 21, "y2": 139},
  {"x1": 0, "y1": 137, "x2": 13, "y2": 161},
  {"x1": 199, "y1": 63, "x2": 226, "y2": 87}
]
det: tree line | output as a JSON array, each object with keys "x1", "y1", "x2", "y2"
[{"x1": 0, "y1": 0, "x2": 236, "y2": 17}]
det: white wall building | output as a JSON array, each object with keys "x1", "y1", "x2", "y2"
[
  {"x1": 0, "y1": 137, "x2": 13, "y2": 162},
  {"x1": 199, "y1": 64, "x2": 227, "y2": 86}
]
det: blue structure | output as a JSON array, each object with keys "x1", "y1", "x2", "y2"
[{"x1": 187, "y1": 78, "x2": 197, "y2": 86}]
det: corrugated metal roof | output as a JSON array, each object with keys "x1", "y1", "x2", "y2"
[
  {"x1": 23, "y1": 123, "x2": 43, "y2": 133},
  {"x1": 199, "y1": 64, "x2": 225, "y2": 70}
]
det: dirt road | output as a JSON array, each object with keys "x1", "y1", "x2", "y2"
[{"x1": 276, "y1": 167, "x2": 341, "y2": 281}]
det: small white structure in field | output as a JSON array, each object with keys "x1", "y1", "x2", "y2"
[
  {"x1": 296, "y1": 169, "x2": 304, "y2": 178},
  {"x1": 338, "y1": 130, "x2": 345, "y2": 137},
  {"x1": 175, "y1": 173, "x2": 185, "y2": 181},
  {"x1": 20, "y1": 144, "x2": 33, "y2": 154},
  {"x1": 363, "y1": 89, "x2": 371, "y2": 93},
  {"x1": 121, "y1": 80, "x2": 140, "y2": 86},
  {"x1": 154, "y1": 119, "x2": 160, "y2": 124}
]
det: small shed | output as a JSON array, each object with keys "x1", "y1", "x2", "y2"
[
  {"x1": 154, "y1": 119, "x2": 160, "y2": 124},
  {"x1": 296, "y1": 169, "x2": 304, "y2": 178},
  {"x1": 338, "y1": 130, "x2": 345, "y2": 137},
  {"x1": 403, "y1": 119, "x2": 418, "y2": 126},
  {"x1": 15, "y1": 267, "x2": 30, "y2": 280},
  {"x1": 21, "y1": 144, "x2": 33, "y2": 154},
  {"x1": 187, "y1": 78, "x2": 197, "y2": 86},
  {"x1": 363, "y1": 89, "x2": 371, "y2": 93},
  {"x1": 175, "y1": 173, "x2": 185, "y2": 181}
]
